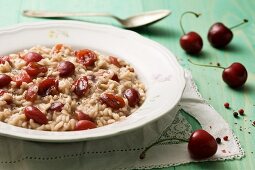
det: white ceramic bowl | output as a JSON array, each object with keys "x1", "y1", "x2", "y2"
[{"x1": 0, "y1": 21, "x2": 185, "y2": 142}]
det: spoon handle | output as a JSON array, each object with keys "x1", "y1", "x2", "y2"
[{"x1": 23, "y1": 10, "x2": 121, "y2": 20}]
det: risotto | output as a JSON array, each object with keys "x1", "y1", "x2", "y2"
[{"x1": 0, "y1": 44, "x2": 146, "y2": 131}]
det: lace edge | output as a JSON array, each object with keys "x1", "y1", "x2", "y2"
[{"x1": 118, "y1": 131, "x2": 245, "y2": 170}]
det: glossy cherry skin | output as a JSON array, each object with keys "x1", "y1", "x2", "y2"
[
  {"x1": 188, "y1": 129, "x2": 217, "y2": 159},
  {"x1": 208, "y1": 23, "x2": 233, "y2": 48},
  {"x1": 222, "y1": 63, "x2": 247, "y2": 88},
  {"x1": 180, "y1": 32, "x2": 203, "y2": 54}
]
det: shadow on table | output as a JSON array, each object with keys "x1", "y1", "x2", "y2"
[
  {"x1": 130, "y1": 25, "x2": 179, "y2": 38},
  {"x1": 225, "y1": 82, "x2": 255, "y2": 95},
  {"x1": 188, "y1": 51, "x2": 211, "y2": 59},
  {"x1": 216, "y1": 43, "x2": 245, "y2": 53}
]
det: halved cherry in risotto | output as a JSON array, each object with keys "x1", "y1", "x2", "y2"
[
  {"x1": 23, "y1": 52, "x2": 43, "y2": 63},
  {"x1": 0, "y1": 74, "x2": 12, "y2": 88},
  {"x1": 111, "y1": 74, "x2": 119, "y2": 82},
  {"x1": 25, "y1": 62, "x2": 48, "y2": 77},
  {"x1": 73, "y1": 76, "x2": 89, "y2": 97},
  {"x1": 53, "y1": 44, "x2": 63, "y2": 53},
  {"x1": 24, "y1": 106, "x2": 48, "y2": 125},
  {"x1": 13, "y1": 72, "x2": 32, "y2": 87},
  {"x1": 58, "y1": 61, "x2": 75, "y2": 77},
  {"x1": 124, "y1": 88, "x2": 140, "y2": 107},
  {"x1": 100, "y1": 93, "x2": 125, "y2": 109},
  {"x1": 0, "y1": 56, "x2": 11, "y2": 64},
  {"x1": 25, "y1": 85, "x2": 38, "y2": 102},
  {"x1": 109, "y1": 56, "x2": 121, "y2": 68},
  {"x1": 0, "y1": 89, "x2": 5, "y2": 95},
  {"x1": 48, "y1": 102, "x2": 64, "y2": 112},
  {"x1": 75, "y1": 111, "x2": 92, "y2": 121},
  {"x1": 75, "y1": 49, "x2": 97, "y2": 67},
  {"x1": 38, "y1": 77, "x2": 59, "y2": 96},
  {"x1": 74, "y1": 120, "x2": 97, "y2": 131}
]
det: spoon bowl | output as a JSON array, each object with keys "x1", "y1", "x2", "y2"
[{"x1": 23, "y1": 10, "x2": 171, "y2": 29}]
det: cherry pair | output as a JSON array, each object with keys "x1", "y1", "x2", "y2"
[{"x1": 180, "y1": 11, "x2": 248, "y2": 54}]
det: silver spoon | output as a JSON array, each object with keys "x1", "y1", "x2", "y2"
[{"x1": 23, "y1": 10, "x2": 171, "y2": 29}]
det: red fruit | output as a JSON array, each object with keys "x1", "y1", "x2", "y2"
[
  {"x1": 25, "y1": 62, "x2": 48, "y2": 77},
  {"x1": 0, "y1": 74, "x2": 12, "y2": 88},
  {"x1": 49, "y1": 102, "x2": 64, "y2": 112},
  {"x1": 53, "y1": 44, "x2": 63, "y2": 53},
  {"x1": 222, "y1": 63, "x2": 247, "y2": 88},
  {"x1": 124, "y1": 88, "x2": 140, "y2": 107},
  {"x1": 38, "y1": 77, "x2": 59, "y2": 96},
  {"x1": 75, "y1": 111, "x2": 92, "y2": 121},
  {"x1": 74, "y1": 120, "x2": 97, "y2": 131},
  {"x1": 25, "y1": 85, "x2": 38, "y2": 102},
  {"x1": 24, "y1": 106, "x2": 48, "y2": 124},
  {"x1": 58, "y1": 61, "x2": 75, "y2": 77},
  {"x1": 208, "y1": 19, "x2": 248, "y2": 48},
  {"x1": 111, "y1": 74, "x2": 119, "y2": 82},
  {"x1": 73, "y1": 76, "x2": 89, "y2": 97},
  {"x1": 180, "y1": 32, "x2": 203, "y2": 54},
  {"x1": 208, "y1": 23, "x2": 233, "y2": 48},
  {"x1": 12, "y1": 72, "x2": 32, "y2": 87},
  {"x1": 188, "y1": 129, "x2": 218, "y2": 159},
  {"x1": 100, "y1": 93, "x2": 125, "y2": 109},
  {"x1": 188, "y1": 59, "x2": 248, "y2": 88},
  {"x1": 0, "y1": 56, "x2": 11, "y2": 64},
  {"x1": 109, "y1": 56, "x2": 121, "y2": 67},
  {"x1": 23, "y1": 52, "x2": 43, "y2": 63},
  {"x1": 179, "y1": 11, "x2": 203, "y2": 54},
  {"x1": 75, "y1": 49, "x2": 97, "y2": 67}
]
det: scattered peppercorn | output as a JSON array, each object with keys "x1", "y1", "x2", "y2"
[
  {"x1": 233, "y1": 112, "x2": 238, "y2": 118},
  {"x1": 217, "y1": 62, "x2": 221, "y2": 67},
  {"x1": 238, "y1": 109, "x2": 244, "y2": 116},
  {"x1": 216, "y1": 137, "x2": 221, "y2": 144},
  {"x1": 224, "y1": 102, "x2": 230, "y2": 109},
  {"x1": 223, "y1": 136, "x2": 228, "y2": 141}
]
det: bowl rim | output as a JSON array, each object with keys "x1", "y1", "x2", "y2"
[{"x1": 0, "y1": 21, "x2": 186, "y2": 142}]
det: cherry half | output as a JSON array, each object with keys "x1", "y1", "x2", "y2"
[
  {"x1": 188, "y1": 59, "x2": 247, "y2": 88},
  {"x1": 188, "y1": 130, "x2": 217, "y2": 159},
  {"x1": 179, "y1": 11, "x2": 203, "y2": 54},
  {"x1": 208, "y1": 19, "x2": 248, "y2": 48}
]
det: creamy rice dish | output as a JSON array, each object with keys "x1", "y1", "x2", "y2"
[{"x1": 0, "y1": 44, "x2": 146, "y2": 131}]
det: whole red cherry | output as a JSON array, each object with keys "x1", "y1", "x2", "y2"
[
  {"x1": 208, "y1": 19, "x2": 248, "y2": 48},
  {"x1": 222, "y1": 62, "x2": 247, "y2": 88},
  {"x1": 179, "y1": 11, "x2": 203, "y2": 54},
  {"x1": 188, "y1": 59, "x2": 248, "y2": 88},
  {"x1": 188, "y1": 129, "x2": 217, "y2": 159}
]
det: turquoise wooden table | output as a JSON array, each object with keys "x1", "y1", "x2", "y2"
[{"x1": 0, "y1": 0, "x2": 254, "y2": 169}]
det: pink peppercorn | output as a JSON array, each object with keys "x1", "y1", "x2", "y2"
[
  {"x1": 223, "y1": 136, "x2": 228, "y2": 141},
  {"x1": 224, "y1": 102, "x2": 230, "y2": 109},
  {"x1": 238, "y1": 109, "x2": 244, "y2": 116}
]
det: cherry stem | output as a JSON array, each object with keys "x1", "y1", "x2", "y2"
[
  {"x1": 188, "y1": 59, "x2": 225, "y2": 69},
  {"x1": 180, "y1": 11, "x2": 201, "y2": 35},
  {"x1": 139, "y1": 138, "x2": 188, "y2": 159},
  {"x1": 230, "y1": 19, "x2": 248, "y2": 30}
]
